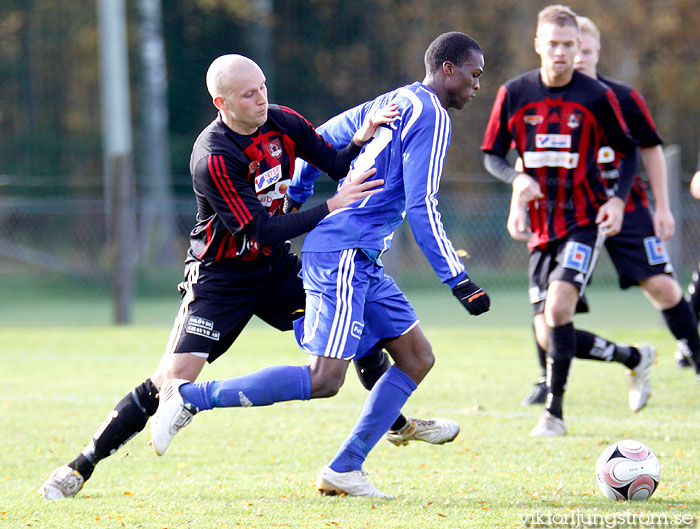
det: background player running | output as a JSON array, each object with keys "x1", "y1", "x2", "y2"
[
  {"x1": 516, "y1": 15, "x2": 700, "y2": 404},
  {"x1": 481, "y1": 5, "x2": 653, "y2": 437}
]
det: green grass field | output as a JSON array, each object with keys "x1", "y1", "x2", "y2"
[{"x1": 2, "y1": 286, "x2": 699, "y2": 528}]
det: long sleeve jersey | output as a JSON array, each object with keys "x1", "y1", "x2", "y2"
[
  {"x1": 481, "y1": 69, "x2": 638, "y2": 249},
  {"x1": 290, "y1": 81, "x2": 466, "y2": 287},
  {"x1": 186, "y1": 105, "x2": 360, "y2": 266}
]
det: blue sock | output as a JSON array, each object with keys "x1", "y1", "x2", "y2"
[
  {"x1": 329, "y1": 365, "x2": 417, "y2": 473},
  {"x1": 179, "y1": 365, "x2": 311, "y2": 411}
]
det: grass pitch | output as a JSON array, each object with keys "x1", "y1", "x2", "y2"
[{"x1": 2, "y1": 287, "x2": 700, "y2": 528}]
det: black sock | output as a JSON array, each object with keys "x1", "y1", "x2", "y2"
[
  {"x1": 534, "y1": 324, "x2": 547, "y2": 379},
  {"x1": 68, "y1": 379, "x2": 159, "y2": 481},
  {"x1": 662, "y1": 298, "x2": 700, "y2": 370},
  {"x1": 573, "y1": 329, "x2": 639, "y2": 368},
  {"x1": 546, "y1": 323, "x2": 576, "y2": 419},
  {"x1": 354, "y1": 351, "x2": 406, "y2": 431}
]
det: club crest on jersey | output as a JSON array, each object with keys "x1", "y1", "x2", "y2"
[
  {"x1": 536, "y1": 134, "x2": 571, "y2": 148},
  {"x1": 562, "y1": 241, "x2": 592, "y2": 273},
  {"x1": 265, "y1": 138, "x2": 283, "y2": 158},
  {"x1": 643, "y1": 237, "x2": 669, "y2": 265},
  {"x1": 524, "y1": 115, "x2": 544, "y2": 126},
  {"x1": 255, "y1": 164, "x2": 282, "y2": 192},
  {"x1": 566, "y1": 113, "x2": 581, "y2": 129}
]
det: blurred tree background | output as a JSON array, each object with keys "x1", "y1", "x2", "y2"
[{"x1": 0, "y1": 0, "x2": 698, "y2": 322}]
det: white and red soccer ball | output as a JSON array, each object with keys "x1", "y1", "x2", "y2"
[{"x1": 595, "y1": 440, "x2": 660, "y2": 501}]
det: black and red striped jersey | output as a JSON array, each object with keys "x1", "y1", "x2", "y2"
[
  {"x1": 596, "y1": 74, "x2": 663, "y2": 213},
  {"x1": 481, "y1": 69, "x2": 637, "y2": 249},
  {"x1": 187, "y1": 104, "x2": 359, "y2": 264}
]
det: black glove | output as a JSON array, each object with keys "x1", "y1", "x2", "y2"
[
  {"x1": 452, "y1": 278, "x2": 490, "y2": 316},
  {"x1": 282, "y1": 194, "x2": 303, "y2": 214}
]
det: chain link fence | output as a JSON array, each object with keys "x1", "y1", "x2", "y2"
[{"x1": 1, "y1": 166, "x2": 698, "y2": 318}]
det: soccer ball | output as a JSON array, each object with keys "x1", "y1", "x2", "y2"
[{"x1": 595, "y1": 439, "x2": 660, "y2": 501}]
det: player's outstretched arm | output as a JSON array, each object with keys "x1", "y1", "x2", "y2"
[
  {"x1": 351, "y1": 104, "x2": 399, "y2": 146},
  {"x1": 326, "y1": 168, "x2": 383, "y2": 212}
]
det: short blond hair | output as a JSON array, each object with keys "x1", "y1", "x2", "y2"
[
  {"x1": 576, "y1": 16, "x2": 601, "y2": 50},
  {"x1": 537, "y1": 4, "x2": 579, "y2": 33}
]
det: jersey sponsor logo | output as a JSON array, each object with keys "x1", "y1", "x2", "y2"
[
  {"x1": 566, "y1": 113, "x2": 581, "y2": 129},
  {"x1": 523, "y1": 151, "x2": 579, "y2": 169},
  {"x1": 248, "y1": 160, "x2": 260, "y2": 177},
  {"x1": 524, "y1": 115, "x2": 544, "y2": 126},
  {"x1": 535, "y1": 134, "x2": 571, "y2": 148},
  {"x1": 257, "y1": 179, "x2": 289, "y2": 207},
  {"x1": 254, "y1": 164, "x2": 282, "y2": 192},
  {"x1": 643, "y1": 236, "x2": 669, "y2": 265},
  {"x1": 185, "y1": 316, "x2": 221, "y2": 341},
  {"x1": 562, "y1": 241, "x2": 592, "y2": 273},
  {"x1": 350, "y1": 321, "x2": 364, "y2": 339},
  {"x1": 264, "y1": 138, "x2": 283, "y2": 158},
  {"x1": 597, "y1": 146, "x2": 616, "y2": 164}
]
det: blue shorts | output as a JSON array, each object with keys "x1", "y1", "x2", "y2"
[{"x1": 294, "y1": 249, "x2": 419, "y2": 360}]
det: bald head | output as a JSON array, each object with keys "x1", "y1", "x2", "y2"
[
  {"x1": 205, "y1": 54, "x2": 269, "y2": 135},
  {"x1": 206, "y1": 54, "x2": 264, "y2": 99}
]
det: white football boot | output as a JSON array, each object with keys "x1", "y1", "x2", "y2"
[
  {"x1": 316, "y1": 466, "x2": 392, "y2": 498},
  {"x1": 529, "y1": 411, "x2": 566, "y2": 437},
  {"x1": 150, "y1": 378, "x2": 196, "y2": 456},
  {"x1": 628, "y1": 343, "x2": 656, "y2": 412},
  {"x1": 385, "y1": 417, "x2": 460, "y2": 447},
  {"x1": 39, "y1": 465, "x2": 84, "y2": 499},
  {"x1": 675, "y1": 340, "x2": 692, "y2": 368}
]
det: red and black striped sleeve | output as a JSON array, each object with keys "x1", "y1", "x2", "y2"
[
  {"x1": 193, "y1": 153, "x2": 257, "y2": 236},
  {"x1": 194, "y1": 152, "x2": 331, "y2": 246}
]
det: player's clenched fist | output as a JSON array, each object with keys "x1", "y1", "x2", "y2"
[{"x1": 452, "y1": 278, "x2": 490, "y2": 316}]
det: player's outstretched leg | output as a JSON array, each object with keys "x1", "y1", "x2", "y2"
[
  {"x1": 354, "y1": 351, "x2": 460, "y2": 446},
  {"x1": 150, "y1": 365, "x2": 313, "y2": 455},
  {"x1": 569, "y1": 329, "x2": 656, "y2": 412},
  {"x1": 39, "y1": 378, "x2": 159, "y2": 499},
  {"x1": 317, "y1": 365, "x2": 418, "y2": 497}
]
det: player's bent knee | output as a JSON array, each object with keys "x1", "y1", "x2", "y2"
[{"x1": 310, "y1": 376, "x2": 343, "y2": 398}]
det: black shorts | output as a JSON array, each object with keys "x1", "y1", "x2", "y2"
[
  {"x1": 605, "y1": 206, "x2": 674, "y2": 289},
  {"x1": 528, "y1": 225, "x2": 601, "y2": 315},
  {"x1": 166, "y1": 245, "x2": 305, "y2": 363}
]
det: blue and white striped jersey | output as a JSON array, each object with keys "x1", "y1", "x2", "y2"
[{"x1": 291, "y1": 81, "x2": 467, "y2": 287}]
